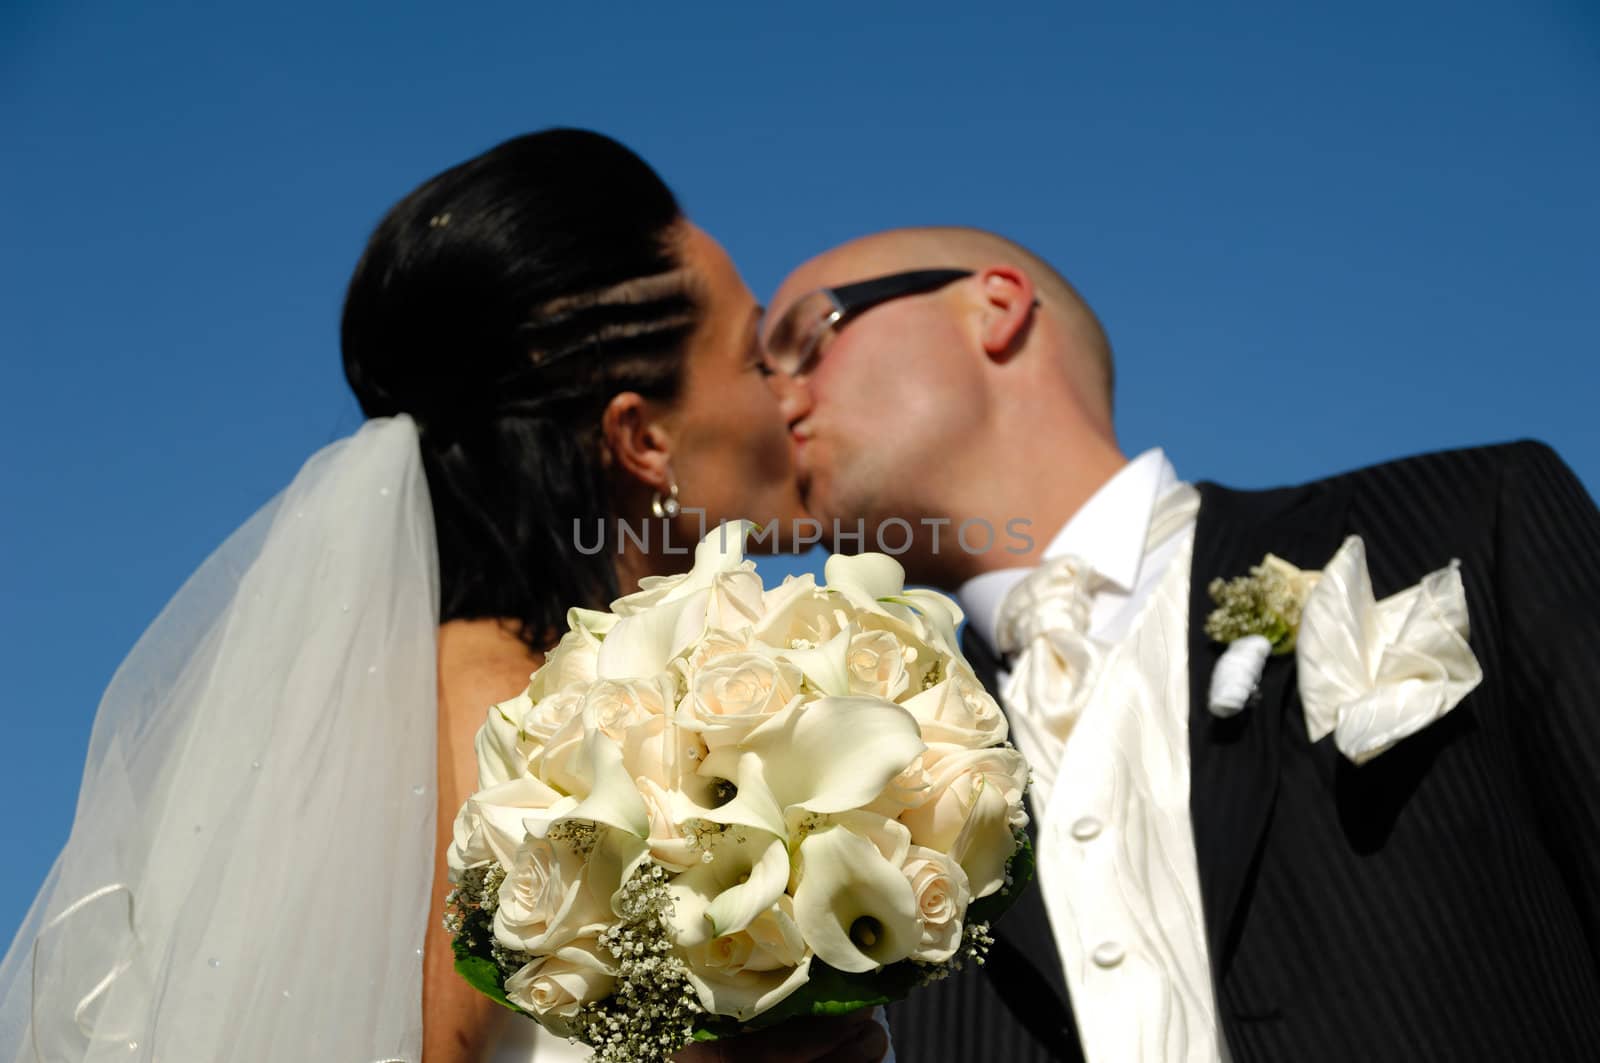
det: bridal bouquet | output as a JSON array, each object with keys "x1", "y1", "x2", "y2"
[{"x1": 445, "y1": 524, "x2": 1033, "y2": 1061}]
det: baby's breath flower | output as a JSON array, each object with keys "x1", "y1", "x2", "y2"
[
  {"x1": 567, "y1": 862, "x2": 704, "y2": 1062},
  {"x1": 443, "y1": 862, "x2": 504, "y2": 954},
  {"x1": 1204, "y1": 557, "x2": 1313, "y2": 652}
]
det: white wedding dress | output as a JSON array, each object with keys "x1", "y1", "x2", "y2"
[
  {"x1": 0, "y1": 418, "x2": 579, "y2": 1062},
  {"x1": 484, "y1": 1010, "x2": 592, "y2": 1062}
]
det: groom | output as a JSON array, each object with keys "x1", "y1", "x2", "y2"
[{"x1": 763, "y1": 227, "x2": 1600, "y2": 1062}]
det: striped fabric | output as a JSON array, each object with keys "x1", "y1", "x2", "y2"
[{"x1": 890, "y1": 441, "x2": 1600, "y2": 1061}]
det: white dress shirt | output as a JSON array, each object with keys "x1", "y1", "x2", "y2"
[
  {"x1": 957, "y1": 449, "x2": 1226, "y2": 1063},
  {"x1": 961, "y1": 448, "x2": 1186, "y2": 652}
]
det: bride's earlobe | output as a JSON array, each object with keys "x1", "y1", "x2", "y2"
[{"x1": 600, "y1": 390, "x2": 674, "y2": 493}]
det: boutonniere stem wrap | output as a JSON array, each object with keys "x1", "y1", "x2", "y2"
[
  {"x1": 1204, "y1": 555, "x2": 1319, "y2": 717},
  {"x1": 1204, "y1": 536, "x2": 1483, "y2": 763}
]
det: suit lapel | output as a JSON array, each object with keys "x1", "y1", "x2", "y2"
[{"x1": 1186, "y1": 477, "x2": 1353, "y2": 977}]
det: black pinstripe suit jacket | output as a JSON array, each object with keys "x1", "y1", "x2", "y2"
[{"x1": 889, "y1": 441, "x2": 1600, "y2": 1062}]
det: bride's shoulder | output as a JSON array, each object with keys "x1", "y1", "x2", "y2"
[{"x1": 437, "y1": 618, "x2": 546, "y2": 720}]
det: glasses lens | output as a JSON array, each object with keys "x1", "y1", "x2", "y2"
[{"x1": 764, "y1": 288, "x2": 839, "y2": 375}]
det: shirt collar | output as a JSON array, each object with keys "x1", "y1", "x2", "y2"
[{"x1": 956, "y1": 448, "x2": 1179, "y2": 652}]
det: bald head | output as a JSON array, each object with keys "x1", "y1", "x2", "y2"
[
  {"x1": 768, "y1": 225, "x2": 1128, "y2": 586},
  {"x1": 778, "y1": 226, "x2": 1115, "y2": 421}
]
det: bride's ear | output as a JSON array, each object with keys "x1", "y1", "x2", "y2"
[{"x1": 600, "y1": 391, "x2": 673, "y2": 491}]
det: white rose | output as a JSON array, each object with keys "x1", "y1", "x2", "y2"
[
  {"x1": 528, "y1": 684, "x2": 588, "y2": 740},
  {"x1": 686, "y1": 652, "x2": 804, "y2": 748},
  {"x1": 676, "y1": 627, "x2": 761, "y2": 679},
  {"x1": 584, "y1": 677, "x2": 670, "y2": 732},
  {"x1": 504, "y1": 938, "x2": 617, "y2": 1036},
  {"x1": 679, "y1": 897, "x2": 813, "y2": 1021},
  {"x1": 536, "y1": 678, "x2": 670, "y2": 794},
  {"x1": 753, "y1": 574, "x2": 847, "y2": 650},
  {"x1": 846, "y1": 630, "x2": 912, "y2": 701},
  {"x1": 477, "y1": 687, "x2": 590, "y2": 791},
  {"x1": 493, "y1": 834, "x2": 610, "y2": 954},
  {"x1": 691, "y1": 898, "x2": 807, "y2": 975},
  {"x1": 898, "y1": 746, "x2": 1027, "y2": 898},
  {"x1": 900, "y1": 660, "x2": 1009, "y2": 748},
  {"x1": 1260, "y1": 554, "x2": 1322, "y2": 608},
  {"x1": 860, "y1": 750, "x2": 932, "y2": 817},
  {"x1": 527, "y1": 624, "x2": 602, "y2": 702},
  {"x1": 902, "y1": 845, "x2": 971, "y2": 963},
  {"x1": 447, "y1": 776, "x2": 575, "y2": 878},
  {"x1": 636, "y1": 777, "x2": 700, "y2": 872}
]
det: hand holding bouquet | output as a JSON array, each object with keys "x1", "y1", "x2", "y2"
[{"x1": 446, "y1": 525, "x2": 1034, "y2": 1060}]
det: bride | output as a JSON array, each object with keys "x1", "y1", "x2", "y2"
[{"x1": 0, "y1": 129, "x2": 886, "y2": 1063}]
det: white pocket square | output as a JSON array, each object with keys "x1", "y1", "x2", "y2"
[{"x1": 1296, "y1": 535, "x2": 1483, "y2": 764}]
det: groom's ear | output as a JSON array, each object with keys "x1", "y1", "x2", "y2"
[
  {"x1": 975, "y1": 265, "x2": 1036, "y2": 360},
  {"x1": 600, "y1": 391, "x2": 672, "y2": 490}
]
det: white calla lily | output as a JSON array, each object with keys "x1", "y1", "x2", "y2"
[
  {"x1": 585, "y1": 826, "x2": 651, "y2": 915},
  {"x1": 475, "y1": 691, "x2": 540, "y2": 789},
  {"x1": 536, "y1": 722, "x2": 650, "y2": 840},
  {"x1": 778, "y1": 628, "x2": 854, "y2": 696},
  {"x1": 887, "y1": 589, "x2": 964, "y2": 655},
  {"x1": 698, "y1": 697, "x2": 925, "y2": 839},
  {"x1": 744, "y1": 696, "x2": 925, "y2": 815},
  {"x1": 823, "y1": 552, "x2": 963, "y2": 655},
  {"x1": 827, "y1": 809, "x2": 912, "y2": 868},
  {"x1": 595, "y1": 588, "x2": 710, "y2": 679},
  {"x1": 824, "y1": 552, "x2": 908, "y2": 600},
  {"x1": 792, "y1": 824, "x2": 920, "y2": 973},
  {"x1": 667, "y1": 830, "x2": 790, "y2": 946},
  {"x1": 706, "y1": 834, "x2": 792, "y2": 940},
  {"x1": 566, "y1": 605, "x2": 619, "y2": 635}
]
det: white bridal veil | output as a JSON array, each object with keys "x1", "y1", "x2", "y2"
[{"x1": 0, "y1": 417, "x2": 440, "y2": 1062}]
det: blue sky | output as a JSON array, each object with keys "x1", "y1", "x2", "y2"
[{"x1": 2, "y1": 0, "x2": 1596, "y2": 941}]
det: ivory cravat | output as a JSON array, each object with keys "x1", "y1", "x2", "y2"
[
  {"x1": 992, "y1": 483, "x2": 1225, "y2": 1063},
  {"x1": 994, "y1": 485, "x2": 1201, "y2": 814}
]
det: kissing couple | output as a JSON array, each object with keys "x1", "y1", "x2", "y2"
[{"x1": 3, "y1": 129, "x2": 1596, "y2": 1063}]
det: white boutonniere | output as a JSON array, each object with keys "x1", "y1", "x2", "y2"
[
  {"x1": 1204, "y1": 536, "x2": 1484, "y2": 763},
  {"x1": 1203, "y1": 555, "x2": 1319, "y2": 717}
]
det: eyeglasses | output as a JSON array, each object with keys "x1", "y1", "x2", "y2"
[{"x1": 762, "y1": 268, "x2": 974, "y2": 377}]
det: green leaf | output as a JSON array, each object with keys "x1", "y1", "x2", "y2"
[{"x1": 454, "y1": 953, "x2": 523, "y2": 1013}]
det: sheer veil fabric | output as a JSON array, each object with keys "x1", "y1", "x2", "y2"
[{"x1": 0, "y1": 417, "x2": 440, "y2": 1062}]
